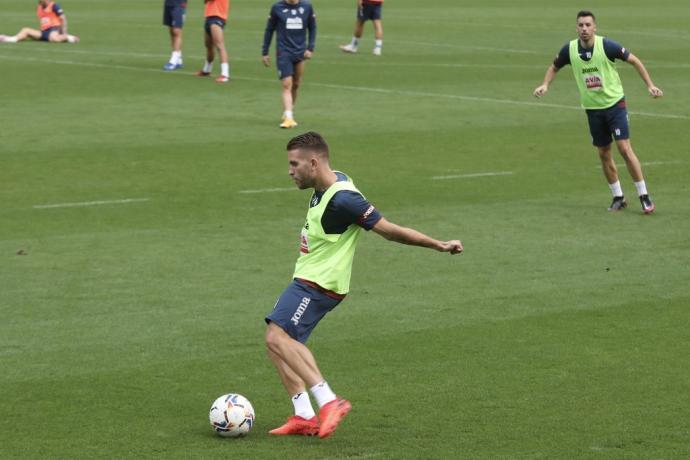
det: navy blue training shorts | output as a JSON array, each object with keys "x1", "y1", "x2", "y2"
[
  {"x1": 277, "y1": 53, "x2": 304, "y2": 80},
  {"x1": 265, "y1": 279, "x2": 344, "y2": 343},
  {"x1": 585, "y1": 99, "x2": 630, "y2": 147},
  {"x1": 163, "y1": 5, "x2": 186, "y2": 28},
  {"x1": 40, "y1": 27, "x2": 59, "y2": 41},
  {"x1": 204, "y1": 16, "x2": 226, "y2": 35},
  {"x1": 358, "y1": 3, "x2": 382, "y2": 22}
]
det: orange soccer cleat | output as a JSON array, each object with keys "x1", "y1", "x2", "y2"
[
  {"x1": 318, "y1": 398, "x2": 351, "y2": 439},
  {"x1": 268, "y1": 415, "x2": 319, "y2": 436}
]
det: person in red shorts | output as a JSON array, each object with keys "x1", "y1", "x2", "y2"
[{"x1": 340, "y1": 0, "x2": 383, "y2": 56}]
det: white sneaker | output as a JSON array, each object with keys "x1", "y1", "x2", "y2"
[
  {"x1": 339, "y1": 44, "x2": 358, "y2": 53},
  {"x1": 373, "y1": 47, "x2": 381, "y2": 56}
]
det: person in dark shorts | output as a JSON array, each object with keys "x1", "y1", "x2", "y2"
[
  {"x1": 262, "y1": 0, "x2": 316, "y2": 128},
  {"x1": 533, "y1": 10, "x2": 663, "y2": 214},
  {"x1": 196, "y1": 0, "x2": 230, "y2": 83},
  {"x1": 265, "y1": 132, "x2": 463, "y2": 438},
  {"x1": 162, "y1": 0, "x2": 186, "y2": 71},
  {"x1": 340, "y1": 0, "x2": 384, "y2": 55},
  {"x1": 0, "y1": 1, "x2": 79, "y2": 44}
]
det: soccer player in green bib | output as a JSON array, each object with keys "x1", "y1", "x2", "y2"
[
  {"x1": 533, "y1": 10, "x2": 663, "y2": 214},
  {"x1": 264, "y1": 132, "x2": 463, "y2": 438}
]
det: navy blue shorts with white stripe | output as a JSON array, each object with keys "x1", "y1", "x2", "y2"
[{"x1": 265, "y1": 279, "x2": 343, "y2": 343}]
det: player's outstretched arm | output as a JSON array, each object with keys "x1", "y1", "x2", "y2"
[
  {"x1": 372, "y1": 217, "x2": 463, "y2": 255},
  {"x1": 626, "y1": 53, "x2": 663, "y2": 98},
  {"x1": 533, "y1": 64, "x2": 560, "y2": 98}
]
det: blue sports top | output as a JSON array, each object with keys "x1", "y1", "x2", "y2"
[
  {"x1": 310, "y1": 172, "x2": 382, "y2": 234},
  {"x1": 262, "y1": 1, "x2": 316, "y2": 56},
  {"x1": 553, "y1": 37, "x2": 630, "y2": 69}
]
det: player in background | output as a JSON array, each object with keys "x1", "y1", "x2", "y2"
[
  {"x1": 196, "y1": 0, "x2": 230, "y2": 83},
  {"x1": 340, "y1": 0, "x2": 384, "y2": 56},
  {"x1": 265, "y1": 132, "x2": 462, "y2": 438},
  {"x1": 0, "y1": 1, "x2": 78, "y2": 44},
  {"x1": 533, "y1": 11, "x2": 663, "y2": 214},
  {"x1": 262, "y1": 0, "x2": 316, "y2": 129},
  {"x1": 162, "y1": 0, "x2": 186, "y2": 71}
]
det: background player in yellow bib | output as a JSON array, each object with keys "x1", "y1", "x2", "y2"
[
  {"x1": 533, "y1": 11, "x2": 663, "y2": 214},
  {"x1": 265, "y1": 132, "x2": 462, "y2": 438}
]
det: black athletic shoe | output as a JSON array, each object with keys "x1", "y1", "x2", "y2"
[
  {"x1": 639, "y1": 194, "x2": 655, "y2": 214},
  {"x1": 608, "y1": 196, "x2": 627, "y2": 212}
]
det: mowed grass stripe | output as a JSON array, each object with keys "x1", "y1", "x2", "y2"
[{"x1": 0, "y1": 53, "x2": 685, "y2": 120}]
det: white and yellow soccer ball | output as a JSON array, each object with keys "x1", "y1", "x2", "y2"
[{"x1": 209, "y1": 393, "x2": 255, "y2": 437}]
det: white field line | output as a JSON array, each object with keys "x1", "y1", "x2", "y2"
[
  {"x1": 238, "y1": 187, "x2": 296, "y2": 194},
  {"x1": 0, "y1": 53, "x2": 687, "y2": 121},
  {"x1": 6, "y1": 47, "x2": 547, "y2": 69},
  {"x1": 317, "y1": 34, "x2": 538, "y2": 54},
  {"x1": 10, "y1": 45, "x2": 690, "y2": 70},
  {"x1": 432, "y1": 171, "x2": 514, "y2": 180},
  {"x1": 33, "y1": 198, "x2": 150, "y2": 209}
]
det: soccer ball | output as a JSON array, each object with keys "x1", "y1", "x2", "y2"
[{"x1": 209, "y1": 393, "x2": 255, "y2": 437}]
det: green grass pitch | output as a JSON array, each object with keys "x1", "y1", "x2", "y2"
[{"x1": 1, "y1": 0, "x2": 689, "y2": 458}]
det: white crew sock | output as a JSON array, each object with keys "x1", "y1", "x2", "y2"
[
  {"x1": 170, "y1": 51, "x2": 182, "y2": 65},
  {"x1": 203, "y1": 60, "x2": 213, "y2": 73},
  {"x1": 375, "y1": 39, "x2": 382, "y2": 49},
  {"x1": 291, "y1": 392, "x2": 316, "y2": 419},
  {"x1": 608, "y1": 180, "x2": 623, "y2": 197},
  {"x1": 310, "y1": 381, "x2": 336, "y2": 408},
  {"x1": 351, "y1": 37, "x2": 359, "y2": 47},
  {"x1": 284, "y1": 110, "x2": 294, "y2": 120},
  {"x1": 5, "y1": 36, "x2": 19, "y2": 43},
  {"x1": 220, "y1": 62, "x2": 229, "y2": 78},
  {"x1": 634, "y1": 180, "x2": 648, "y2": 197}
]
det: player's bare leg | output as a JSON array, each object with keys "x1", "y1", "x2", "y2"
[
  {"x1": 598, "y1": 144, "x2": 619, "y2": 184},
  {"x1": 266, "y1": 348, "x2": 319, "y2": 435},
  {"x1": 340, "y1": 20, "x2": 364, "y2": 53},
  {"x1": 210, "y1": 24, "x2": 229, "y2": 82},
  {"x1": 164, "y1": 27, "x2": 183, "y2": 70},
  {"x1": 1, "y1": 27, "x2": 41, "y2": 43},
  {"x1": 265, "y1": 323, "x2": 323, "y2": 386},
  {"x1": 372, "y1": 19, "x2": 383, "y2": 55},
  {"x1": 291, "y1": 60, "x2": 305, "y2": 107},
  {"x1": 47, "y1": 31, "x2": 78, "y2": 43},
  {"x1": 280, "y1": 76, "x2": 298, "y2": 128},
  {"x1": 615, "y1": 139, "x2": 655, "y2": 213},
  {"x1": 197, "y1": 32, "x2": 214, "y2": 76},
  {"x1": 265, "y1": 323, "x2": 349, "y2": 437},
  {"x1": 170, "y1": 27, "x2": 182, "y2": 55},
  {"x1": 615, "y1": 139, "x2": 644, "y2": 181},
  {"x1": 267, "y1": 348, "x2": 306, "y2": 396},
  {"x1": 599, "y1": 145, "x2": 627, "y2": 211},
  {"x1": 205, "y1": 33, "x2": 214, "y2": 62}
]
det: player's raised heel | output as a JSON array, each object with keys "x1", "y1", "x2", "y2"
[
  {"x1": 639, "y1": 194, "x2": 655, "y2": 214},
  {"x1": 608, "y1": 196, "x2": 627, "y2": 212},
  {"x1": 318, "y1": 398, "x2": 351, "y2": 439},
  {"x1": 269, "y1": 415, "x2": 319, "y2": 436}
]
